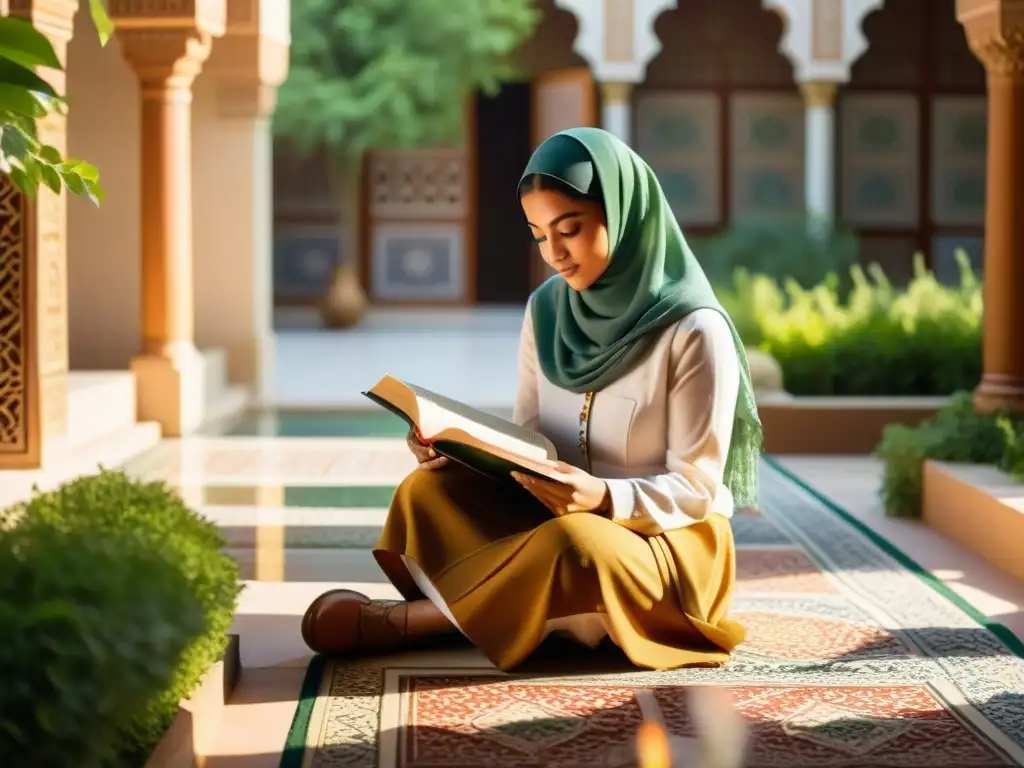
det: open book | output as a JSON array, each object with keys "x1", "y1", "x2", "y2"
[{"x1": 362, "y1": 375, "x2": 566, "y2": 485}]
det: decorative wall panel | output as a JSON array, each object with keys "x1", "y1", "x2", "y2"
[
  {"x1": 370, "y1": 224, "x2": 466, "y2": 301},
  {"x1": 365, "y1": 147, "x2": 470, "y2": 303},
  {"x1": 0, "y1": 177, "x2": 28, "y2": 454},
  {"x1": 840, "y1": 93, "x2": 920, "y2": 227},
  {"x1": 931, "y1": 97, "x2": 986, "y2": 227},
  {"x1": 368, "y1": 149, "x2": 467, "y2": 221},
  {"x1": 730, "y1": 93, "x2": 805, "y2": 221},
  {"x1": 857, "y1": 236, "x2": 919, "y2": 286},
  {"x1": 273, "y1": 226, "x2": 342, "y2": 302},
  {"x1": 635, "y1": 92, "x2": 721, "y2": 226},
  {"x1": 933, "y1": 235, "x2": 983, "y2": 285}
]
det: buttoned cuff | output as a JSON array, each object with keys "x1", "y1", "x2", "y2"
[
  {"x1": 605, "y1": 479, "x2": 640, "y2": 522},
  {"x1": 604, "y1": 479, "x2": 662, "y2": 535}
]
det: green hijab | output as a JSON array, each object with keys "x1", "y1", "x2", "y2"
[{"x1": 520, "y1": 127, "x2": 762, "y2": 507}]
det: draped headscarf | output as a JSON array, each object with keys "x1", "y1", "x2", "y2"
[{"x1": 520, "y1": 127, "x2": 763, "y2": 506}]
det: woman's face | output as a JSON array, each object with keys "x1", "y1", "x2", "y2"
[{"x1": 520, "y1": 187, "x2": 610, "y2": 291}]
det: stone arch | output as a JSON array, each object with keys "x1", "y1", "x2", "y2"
[
  {"x1": 554, "y1": 0, "x2": 677, "y2": 82},
  {"x1": 763, "y1": 0, "x2": 885, "y2": 81}
]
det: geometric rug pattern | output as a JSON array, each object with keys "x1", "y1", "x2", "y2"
[{"x1": 282, "y1": 459, "x2": 1024, "y2": 767}]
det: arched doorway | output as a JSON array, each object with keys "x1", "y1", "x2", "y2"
[{"x1": 473, "y1": 0, "x2": 591, "y2": 304}]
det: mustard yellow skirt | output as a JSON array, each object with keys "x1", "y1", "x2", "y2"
[{"x1": 373, "y1": 466, "x2": 746, "y2": 671}]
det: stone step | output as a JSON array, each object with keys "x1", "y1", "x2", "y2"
[
  {"x1": 66, "y1": 371, "x2": 138, "y2": 448},
  {"x1": 203, "y1": 506, "x2": 386, "y2": 549},
  {"x1": 0, "y1": 421, "x2": 163, "y2": 507},
  {"x1": 225, "y1": 546, "x2": 385, "y2": 583}
]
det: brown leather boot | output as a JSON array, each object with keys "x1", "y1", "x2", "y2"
[{"x1": 300, "y1": 589, "x2": 410, "y2": 655}]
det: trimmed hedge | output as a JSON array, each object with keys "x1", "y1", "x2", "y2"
[
  {"x1": 718, "y1": 252, "x2": 981, "y2": 397},
  {"x1": 0, "y1": 470, "x2": 241, "y2": 763}
]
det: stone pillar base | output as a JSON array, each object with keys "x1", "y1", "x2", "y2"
[
  {"x1": 974, "y1": 376, "x2": 1024, "y2": 414},
  {"x1": 131, "y1": 343, "x2": 207, "y2": 437}
]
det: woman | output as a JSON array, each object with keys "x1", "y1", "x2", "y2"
[{"x1": 301, "y1": 127, "x2": 762, "y2": 671}]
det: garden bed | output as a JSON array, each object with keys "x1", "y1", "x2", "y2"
[
  {"x1": 146, "y1": 634, "x2": 241, "y2": 767},
  {"x1": 759, "y1": 395, "x2": 947, "y2": 454},
  {"x1": 923, "y1": 462, "x2": 1024, "y2": 581}
]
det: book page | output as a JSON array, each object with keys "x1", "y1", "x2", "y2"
[{"x1": 366, "y1": 376, "x2": 557, "y2": 460}]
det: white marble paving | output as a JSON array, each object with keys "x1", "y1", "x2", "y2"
[
  {"x1": 269, "y1": 307, "x2": 524, "y2": 409},
  {"x1": 124, "y1": 436, "x2": 416, "y2": 486}
]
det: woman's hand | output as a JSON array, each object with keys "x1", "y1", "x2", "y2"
[
  {"x1": 512, "y1": 461, "x2": 611, "y2": 517},
  {"x1": 406, "y1": 429, "x2": 448, "y2": 470}
]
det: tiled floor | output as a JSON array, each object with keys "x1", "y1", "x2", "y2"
[
  {"x1": 112, "y1": 400, "x2": 1024, "y2": 765},
  {"x1": 11, "y1": 309, "x2": 1024, "y2": 765}
]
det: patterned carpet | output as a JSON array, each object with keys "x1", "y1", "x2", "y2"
[{"x1": 281, "y1": 458, "x2": 1024, "y2": 768}]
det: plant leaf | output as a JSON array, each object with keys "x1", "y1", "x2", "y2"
[
  {"x1": 37, "y1": 144, "x2": 61, "y2": 164},
  {"x1": 0, "y1": 17, "x2": 63, "y2": 71},
  {"x1": 0, "y1": 58, "x2": 57, "y2": 97},
  {"x1": 88, "y1": 0, "x2": 114, "y2": 47},
  {"x1": 39, "y1": 162, "x2": 61, "y2": 194},
  {"x1": 0, "y1": 122, "x2": 35, "y2": 163},
  {"x1": 0, "y1": 83, "x2": 48, "y2": 118}
]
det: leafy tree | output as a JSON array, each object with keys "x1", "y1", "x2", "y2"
[
  {"x1": 274, "y1": 0, "x2": 539, "y2": 266},
  {"x1": 0, "y1": 0, "x2": 112, "y2": 204}
]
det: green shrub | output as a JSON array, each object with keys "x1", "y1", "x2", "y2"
[
  {"x1": 0, "y1": 470, "x2": 242, "y2": 761},
  {"x1": 715, "y1": 251, "x2": 982, "y2": 396},
  {"x1": 875, "y1": 391, "x2": 1024, "y2": 517},
  {"x1": 0, "y1": 523, "x2": 205, "y2": 767},
  {"x1": 698, "y1": 217, "x2": 859, "y2": 291}
]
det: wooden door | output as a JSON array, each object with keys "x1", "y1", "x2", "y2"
[{"x1": 529, "y1": 67, "x2": 597, "y2": 289}]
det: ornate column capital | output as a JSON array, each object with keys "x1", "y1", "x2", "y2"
[
  {"x1": 206, "y1": 0, "x2": 290, "y2": 118},
  {"x1": 109, "y1": 0, "x2": 227, "y2": 90},
  {"x1": 799, "y1": 80, "x2": 838, "y2": 108},
  {"x1": 9, "y1": 0, "x2": 78, "y2": 44},
  {"x1": 600, "y1": 81, "x2": 633, "y2": 104},
  {"x1": 957, "y1": 0, "x2": 1024, "y2": 77}
]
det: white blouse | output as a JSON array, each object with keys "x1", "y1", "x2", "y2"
[{"x1": 513, "y1": 303, "x2": 741, "y2": 536}]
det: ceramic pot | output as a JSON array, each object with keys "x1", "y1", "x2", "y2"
[
  {"x1": 321, "y1": 263, "x2": 368, "y2": 329},
  {"x1": 746, "y1": 348, "x2": 784, "y2": 394}
]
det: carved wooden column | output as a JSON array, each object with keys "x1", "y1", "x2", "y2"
[
  {"x1": 0, "y1": 0, "x2": 77, "y2": 469},
  {"x1": 110, "y1": 0, "x2": 226, "y2": 435},
  {"x1": 195, "y1": 0, "x2": 289, "y2": 403},
  {"x1": 958, "y1": 0, "x2": 1024, "y2": 412}
]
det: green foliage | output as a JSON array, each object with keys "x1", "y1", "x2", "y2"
[
  {"x1": 276, "y1": 0, "x2": 539, "y2": 160},
  {"x1": 0, "y1": 470, "x2": 242, "y2": 761},
  {"x1": 0, "y1": 7, "x2": 110, "y2": 202},
  {"x1": 716, "y1": 250, "x2": 982, "y2": 396},
  {"x1": 875, "y1": 392, "x2": 1024, "y2": 518},
  {"x1": 0, "y1": 523, "x2": 205, "y2": 768},
  {"x1": 698, "y1": 218, "x2": 859, "y2": 291}
]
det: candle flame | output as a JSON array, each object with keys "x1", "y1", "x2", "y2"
[{"x1": 636, "y1": 720, "x2": 672, "y2": 768}]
